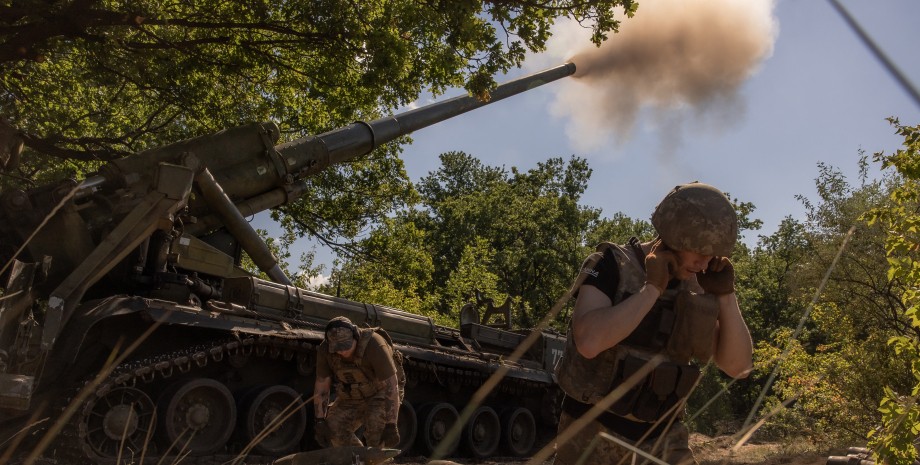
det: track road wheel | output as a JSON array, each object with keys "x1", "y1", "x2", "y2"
[
  {"x1": 396, "y1": 401, "x2": 417, "y2": 454},
  {"x1": 463, "y1": 406, "x2": 500, "y2": 458},
  {"x1": 159, "y1": 378, "x2": 236, "y2": 455},
  {"x1": 417, "y1": 402, "x2": 460, "y2": 457},
  {"x1": 240, "y1": 385, "x2": 306, "y2": 455},
  {"x1": 502, "y1": 407, "x2": 535, "y2": 456},
  {"x1": 83, "y1": 387, "x2": 157, "y2": 459}
]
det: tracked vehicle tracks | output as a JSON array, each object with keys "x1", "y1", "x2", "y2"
[{"x1": 40, "y1": 336, "x2": 549, "y2": 464}]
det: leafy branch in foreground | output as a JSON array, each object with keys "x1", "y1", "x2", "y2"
[{"x1": 865, "y1": 119, "x2": 920, "y2": 464}]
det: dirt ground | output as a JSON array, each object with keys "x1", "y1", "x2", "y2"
[
  {"x1": 689, "y1": 434, "x2": 830, "y2": 465},
  {"x1": 392, "y1": 434, "x2": 833, "y2": 465}
]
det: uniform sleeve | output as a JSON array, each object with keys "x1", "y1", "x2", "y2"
[
  {"x1": 363, "y1": 334, "x2": 397, "y2": 381},
  {"x1": 580, "y1": 249, "x2": 620, "y2": 303},
  {"x1": 316, "y1": 343, "x2": 331, "y2": 379}
]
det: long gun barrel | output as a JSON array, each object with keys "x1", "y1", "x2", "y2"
[
  {"x1": 280, "y1": 62, "x2": 576, "y2": 176},
  {"x1": 95, "y1": 63, "x2": 576, "y2": 236}
]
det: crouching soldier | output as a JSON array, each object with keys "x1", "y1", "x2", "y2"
[{"x1": 313, "y1": 316, "x2": 401, "y2": 449}]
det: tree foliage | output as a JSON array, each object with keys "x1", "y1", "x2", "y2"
[
  {"x1": 322, "y1": 151, "x2": 601, "y2": 328},
  {"x1": 739, "y1": 146, "x2": 919, "y2": 448},
  {"x1": 865, "y1": 119, "x2": 920, "y2": 464},
  {"x1": 1, "y1": 0, "x2": 637, "y2": 251}
]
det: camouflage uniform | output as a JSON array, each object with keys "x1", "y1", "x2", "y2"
[
  {"x1": 317, "y1": 327, "x2": 397, "y2": 447},
  {"x1": 325, "y1": 396, "x2": 390, "y2": 447}
]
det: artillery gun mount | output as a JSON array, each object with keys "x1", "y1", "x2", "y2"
[{"x1": 0, "y1": 64, "x2": 576, "y2": 463}]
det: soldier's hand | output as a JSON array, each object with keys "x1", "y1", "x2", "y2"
[
  {"x1": 645, "y1": 240, "x2": 677, "y2": 293},
  {"x1": 382, "y1": 423, "x2": 400, "y2": 448},
  {"x1": 314, "y1": 418, "x2": 332, "y2": 447},
  {"x1": 697, "y1": 256, "x2": 735, "y2": 295}
]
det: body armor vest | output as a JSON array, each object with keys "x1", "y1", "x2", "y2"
[
  {"x1": 554, "y1": 241, "x2": 720, "y2": 422},
  {"x1": 329, "y1": 328, "x2": 387, "y2": 400}
]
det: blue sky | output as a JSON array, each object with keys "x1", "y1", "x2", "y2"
[{"x1": 261, "y1": 0, "x2": 920, "y2": 281}]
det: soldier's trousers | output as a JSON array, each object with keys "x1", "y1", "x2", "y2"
[
  {"x1": 325, "y1": 397, "x2": 388, "y2": 448},
  {"x1": 554, "y1": 411, "x2": 697, "y2": 465}
]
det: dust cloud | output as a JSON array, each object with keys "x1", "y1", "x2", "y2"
[{"x1": 544, "y1": 0, "x2": 778, "y2": 154}]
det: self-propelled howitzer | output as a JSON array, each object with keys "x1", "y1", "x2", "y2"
[{"x1": 0, "y1": 64, "x2": 573, "y2": 463}]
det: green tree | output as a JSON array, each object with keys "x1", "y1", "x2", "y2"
[
  {"x1": 740, "y1": 217, "x2": 811, "y2": 343},
  {"x1": 865, "y1": 119, "x2": 920, "y2": 464},
  {"x1": 799, "y1": 161, "x2": 910, "y2": 441},
  {"x1": 441, "y1": 237, "x2": 508, "y2": 326},
  {"x1": 747, "y1": 155, "x2": 914, "y2": 445},
  {"x1": 421, "y1": 152, "x2": 600, "y2": 324},
  {"x1": 331, "y1": 151, "x2": 600, "y2": 327},
  {"x1": 319, "y1": 214, "x2": 436, "y2": 317},
  {"x1": 585, "y1": 212, "x2": 656, "y2": 247}
]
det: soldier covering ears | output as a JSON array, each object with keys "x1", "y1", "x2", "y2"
[{"x1": 554, "y1": 182, "x2": 754, "y2": 465}]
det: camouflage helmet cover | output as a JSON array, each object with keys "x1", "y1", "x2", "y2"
[
  {"x1": 651, "y1": 182, "x2": 738, "y2": 257},
  {"x1": 325, "y1": 316, "x2": 358, "y2": 353}
]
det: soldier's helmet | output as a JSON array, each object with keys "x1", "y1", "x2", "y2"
[
  {"x1": 325, "y1": 316, "x2": 358, "y2": 353},
  {"x1": 651, "y1": 182, "x2": 737, "y2": 257}
]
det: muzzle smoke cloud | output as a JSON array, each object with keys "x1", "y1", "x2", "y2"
[{"x1": 541, "y1": 0, "x2": 777, "y2": 154}]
